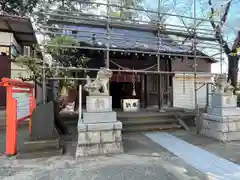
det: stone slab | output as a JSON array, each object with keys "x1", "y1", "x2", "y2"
[
  {"x1": 78, "y1": 121, "x2": 123, "y2": 132},
  {"x1": 82, "y1": 111, "x2": 117, "y2": 123},
  {"x1": 202, "y1": 119, "x2": 240, "y2": 132},
  {"x1": 207, "y1": 107, "x2": 240, "y2": 116},
  {"x1": 202, "y1": 113, "x2": 240, "y2": 122},
  {"x1": 31, "y1": 101, "x2": 59, "y2": 140},
  {"x1": 211, "y1": 94, "x2": 237, "y2": 108},
  {"x1": 201, "y1": 129, "x2": 240, "y2": 141},
  {"x1": 77, "y1": 129, "x2": 122, "y2": 145},
  {"x1": 75, "y1": 142, "x2": 123, "y2": 157},
  {"x1": 86, "y1": 96, "x2": 112, "y2": 112},
  {"x1": 17, "y1": 147, "x2": 64, "y2": 159}
]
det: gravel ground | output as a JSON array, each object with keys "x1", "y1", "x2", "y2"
[
  {"x1": 0, "y1": 128, "x2": 208, "y2": 180},
  {"x1": 2, "y1": 124, "x2": 239, "y2": 180},
  {"x1": 0, "y1": 153, "x2": 207, "y2": 180}
]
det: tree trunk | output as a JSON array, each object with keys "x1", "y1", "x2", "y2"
[
  {"x1": 53, "y1": 98, "x2": 69, "y2": 135},
  {"x1": 227, "y1": 55, "x2": 239, "y2": 88}
]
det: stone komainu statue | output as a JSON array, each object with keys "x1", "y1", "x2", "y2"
[
  {"x1": 213, "y1": 73, "x2": 235, "y2": 95},
  {"x1": 84, "y1": 68, "x2": 113, "y2": 96}
]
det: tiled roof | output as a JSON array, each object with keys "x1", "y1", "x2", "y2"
[{"x1": 64, "y1": 25, "x2": 188, "y2": 53}]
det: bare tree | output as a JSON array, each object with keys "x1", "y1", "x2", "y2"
[{"x1": 208, "y1": 0, "x2": 240, "y2": 88}]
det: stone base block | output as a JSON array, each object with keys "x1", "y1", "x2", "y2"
[
  {"x1": 78, "y1": 121, "x2": 122, "y2": 131},
  {"x1": 82, "y1": 111, "x2": 117, "y2": 123},
  {"x1": 86, "y1": 96, "x2": 112, "y2": 112},
  {"x1": 201, "y1": 129, "x2": 240, "y2": 141},
  {"x1": 202, "y1": 113, "x2": 240, "y2": 122},
  {"x1": 211, "y1": 94, "x2": 237, "y2": 108},
  {"x1": 207, "y1": 107, "x2": 240, "y2": 116},
  {"x1": 75, "y1": 142, "x2": 123, "y2": 157},
  {"x1": 77, "y1": 129, "x2": 122, "y2": 144},
  {"x1": 202, "y1": 119, "x2": 240, "y2": 132},
  {"x1": 76, "y1": 121, "x2": 123, "y2": 158}
]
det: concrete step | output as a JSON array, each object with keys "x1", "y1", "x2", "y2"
[{"x1": 123, "y1": 123, "x2": 181, "y2": 132}]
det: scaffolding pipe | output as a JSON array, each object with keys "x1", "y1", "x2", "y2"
[
  {"x1": 42, "y1": 31, "x2": 47, "y2": 103},
  {"x1": 157, "y1": 0, "x2": 162, "y2": 111},
  {"x1": 48, "y1": 77, "x2": 93, "y2": 80},
  {"x1": 41, "y1": 13, "x2": 217, "y2": 33},
  {"x1": 44, "y1": 2, "x2": 221, "y2": 23},
  {"x1": 43, "y1": 44, "x2": 217, "y2": 60},
  {"x1": 41, "y1": 25, "x2": 219, "y2": 45},
  {"x1": 45, "y1": 66, "x2": 216, "y2": 75},
  {"x1": 193, "y1": 0, "x2": 200, "y2": 134},
  {"x1": 43, "y1": 31, "x2": 221, "y2": 51},
  {"x1": 44, "y1": 12, "x2": 217, "y2": 36},
  {"x1": 106, "y1": 0, "x2": 110, "y2": 69},
  {"x1": 46, "y1": 17, "x2": 217, "y2": 42},
  {"x1": 42, "y1": 30, "x2": 221, "y2": 49}
]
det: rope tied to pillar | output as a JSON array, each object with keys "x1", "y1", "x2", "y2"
[{"x1": 132, "y1": 70, "x2": 136, "y2": 97}]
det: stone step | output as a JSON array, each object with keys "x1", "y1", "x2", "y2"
[
  {"x1": 121, "y1": 118, "x2": 177, "y2": 125},
  {"x1": 123, "y1": 123, "x2": 181, "y2": 132},
  {"x1": 16, "y1": 147, "x2": 64, "y2": 159},
  {"x1": 117, "y1": 111, "x2": 176, "y2": 119},
  {"x1": 22, "y1": 139, "x2": 60, "y2": 153}
]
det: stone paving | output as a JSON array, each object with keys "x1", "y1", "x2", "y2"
[{"x1": 171, "y1": 130, "x2": 240, "y2": 164}]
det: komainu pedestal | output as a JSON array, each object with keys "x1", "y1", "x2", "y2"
[
  {"x1": 76, "y1": 68, "x2": 123, "y2": 157},
  {"x1": 76, "y1": 96, "x2": 123, "y2": 157},
  {"x1": 201, "y1": 75, "x2": 240, "y2": 141}
]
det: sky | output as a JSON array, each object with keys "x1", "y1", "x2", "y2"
[{"x1": 141, "y1": 0, "x2": 240, "y2": 73}]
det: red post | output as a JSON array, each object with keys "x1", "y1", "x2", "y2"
[
  {"x1": 1, "y1": 78, "x2": 36, "y2": 156},
  {"x1": 5, "y1": 86, "x2": 17, "y2": 156}
]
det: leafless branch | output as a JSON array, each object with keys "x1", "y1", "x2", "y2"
[{"x1": 208, "y1": 0, "x2": 231, "y2": 54}]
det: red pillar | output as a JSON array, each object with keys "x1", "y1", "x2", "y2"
[{"x1": 5, "y1": 86, "x2": 17, "y2": 156}]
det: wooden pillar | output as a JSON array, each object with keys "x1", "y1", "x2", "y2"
[
  {"x1": 144, "y1": 74, "x2": 148, "y2": 108},
  {"x1": 140, "y1": 74, "x2": 144, "y2": 108},
  {"x1": 157, "y1": 55, "x2": 162, "y2": 110},
  {"x1": 158, "y1": 74, "x2": 162, "y2": 110}
]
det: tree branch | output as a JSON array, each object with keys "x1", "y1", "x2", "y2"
[{"x1": 208, "y1": 0, "x2": 231, "y2": 54}]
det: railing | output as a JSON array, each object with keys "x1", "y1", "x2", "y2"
[{"x1": 0, "y1": 78, "x2": 36, "y2": 156}]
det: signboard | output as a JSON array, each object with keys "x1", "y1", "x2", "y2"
[
  {"x1": 122, "y1": 99, "x2": 140, "y2": 112},
  {"x1": 12, "y1": 89, "x2": 30, "y2": 120}
]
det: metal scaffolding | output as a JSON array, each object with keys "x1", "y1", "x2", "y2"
[{"x1": 39, "y1": 0, "x2": 223, "y2": 111}]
